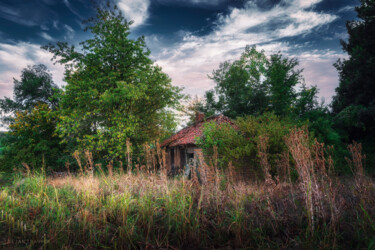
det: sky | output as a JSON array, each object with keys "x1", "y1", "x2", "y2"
[{"x1": 0, "y1": 0, "x2": 359, "y2": 106}]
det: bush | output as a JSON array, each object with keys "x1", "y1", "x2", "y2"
[
  {"x1": 197, "y1": 113, "x2": 295, "y2": 179},
  {"x1": 196, "y1": 121, "x2": 245, "y2": 168},
  {"x1": 1, "y1": 104, "x2": 65, "y2": 171}
]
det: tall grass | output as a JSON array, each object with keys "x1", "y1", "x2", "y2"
[{"x1": 0, "y1": 129, "x2": 375, "y2": 248}]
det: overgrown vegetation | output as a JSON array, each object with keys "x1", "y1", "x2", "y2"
[
  {"x1": 1, "y1": 129, "x2": 374, "y2": 248},
  {"x1": 196, "y1": 113, "x2": 295, "y2": 177},
  {"x1": 0, "y1": 1, "x2": 375, "y2": 248}
]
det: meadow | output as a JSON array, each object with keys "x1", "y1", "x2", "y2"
[{"x1": 0, "y1": 129, "x2": 374, "y2": 249}]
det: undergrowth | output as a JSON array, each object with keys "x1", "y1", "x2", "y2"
[{"x1": 0, "y1": 128, "x2": 374, "y2": 249}]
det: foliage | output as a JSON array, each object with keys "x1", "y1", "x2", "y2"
[
  {"x1": 294, "y1": 83, "x2": 319, "y2": 117},
  {"x1": 0, "y1": 64, "x2": 64, "y2": 171},
  {"x1": 236, "y1": 113, "x2": 295, "y2": 176},
  {"x1": 196, "y1": 113, "x2": 295, "y2": 177},
  {"x1": 208, "y1": 45, "x2": 269, "y2": 118},
  {"x1": 195, "y1": 121, "x2": 244, "y2": 168},
  {"x1": 201, "y1": 45, "x2": 346, "y2": 170},
  {"x1": 332, "y1": 0, "x2": 375, "y2": 141},
  {"x1": 266, "y1": 53, "x2": 302, "y2": 116},
  {"x1": 330, "y1": 0, "x2": 375, "y2": 171},
  {"x1": 0, "y1": 132, "x2": 5, "y2": 155},
  {"x1": 183, "y1": 95, "x2": 216, "y2": 125},
  {"x1": 42, "y1": 4, "x2": 183, "y2": 161},
  {"x1": 0, "y1": 64, "x2": 60, "y2": 126},
  {"x1": 0, "y1": 104, "x2": 64, "y2": 171},
  {"x1": 205, "y1": 46, "x2": 318, "y2": 119}
]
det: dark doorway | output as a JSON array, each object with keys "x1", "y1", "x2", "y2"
[
  {"x1": 180, "y1": 148, "x2": 186, "y2": 168},
  {"x1": 170, "y1": 148, "x2": 174, "y2": 168}
]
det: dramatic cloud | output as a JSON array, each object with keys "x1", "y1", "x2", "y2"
[
  {"x1": 116, "y1": 0, "x2": 150, "y2": 28},
  {"x1": 149, "y1": 0, "x2": 339, "y2": 100},
  {"x1": 0, "y1": 42, "x2": 65, "y2": 99},
  {"x1": 0, "y1": 0, "x2": 351, "y2": 110}
]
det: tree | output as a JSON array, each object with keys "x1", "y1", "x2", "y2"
[
  {"x1": 0, "y1": 64, "x2": 60, "y2": 126},
  {"x1": 42, "y1": 4, "x2": 183, "y2": 160},
  {"x1": 0, "y1": 65, "x2": 64, "y2": 171},
  {"x1": 1, "y1": 103, "x2": 64, "y2": 170},
  {"x1": 208, "y1": 45, "x2": 269, "y2": 118},
  {"x1": 332, "y1": 0, "x2": 375, "y2": 140},
  {"x1": 205, "y1": 46, "x2": 314, "y2": 119},
  {"x1": 266, "y1": 53, "x2": 302, "y2": 116},
  {"x1": 183, "y1": 94, "x2": 217, "y2": 125}
]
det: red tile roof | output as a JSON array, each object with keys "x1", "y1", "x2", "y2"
[{"x1": 161, "y1": 114, "x2": 237, "y2": 147}]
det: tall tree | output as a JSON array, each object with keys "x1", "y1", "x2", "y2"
[
  {"x1": 205, "y1": 46, "x2": 314, "y2": 119},
  {"x1": 266, "y1": 53, "x2": 302, "y2": 116},
  {"x1": 42, "y1": 4, "x2": 183, "y2": 160},
  {"x1": 0, "y1": 65, "x2": 64, "y2": 170},
  {"x1": 332, "y1": 0, "x2": 375, "y2": 139},
  {"x1": 0, "y1": 64, "x2": 60, "y2": 126},
  {"x1": 208, "y1": 45, "x2": 269, "y2": 118}
]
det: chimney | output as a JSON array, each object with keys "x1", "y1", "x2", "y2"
[{"x1": 195, "y1": 112, "x2": 205, "y2": 123}]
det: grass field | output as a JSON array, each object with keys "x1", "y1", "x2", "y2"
[
  {"x1": 1, "y1": 130, "x2": 375, "y2": 248},
  {"x1": 0, "y1": 167, "x2": 375, "y2": 249}
]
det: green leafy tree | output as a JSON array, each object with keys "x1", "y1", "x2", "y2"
[
  {"x1": 294, "y1": 84, "x2": 341, "y2": 149},
  {"x1": 266, "y1": 53, "x2": 302, "y2": 116},
  {"x1": 0, "y1": 65, "x2": 64, "y2": 171},
  {"x1": 0, "y1": 64, "x2": 60, "y2": 126},
  {"x1": 205, "y1": 46, "x2": 317, "y2": 119},
  {"x1": 1, "y1": 103, "x2": 64, "y2": 170},
  {"x1": 208, "y1": 45, "x2": 269, "y2": 118},
  {"x1": 332, "y1": 0, "x2": 375, "y2": 140},
  {"x1": 294, "y1": 84, "x2": 319, "y2": 117},
  {"x1": 42, "y1": 4, "x2": 183, "y2": 160}
]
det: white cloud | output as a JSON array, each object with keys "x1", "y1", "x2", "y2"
[
  {"x1": 149, "y1": 0, "x2": 339, "y2": 100},
  {"x1": 63, "y1": 24, "x2": 75, "y2": 40},
  {"x1": 278, "y1": 10, "x2": 336, "y2": 37},
  {"x1": 295, "y1": 0, "x2": 321, "y2": 8},
  {"x1": 117, "y1": 0, "x2": 150, "y2": 28},
  {"x1": 337, "y1": 5, "x2": 355, "y2": 13},
  {"x1": 0, "y1": 42, "x2": 65, "y2": 99},
  {"x1": 39, "y1": 32, "x2": 54, "y2": 41}
]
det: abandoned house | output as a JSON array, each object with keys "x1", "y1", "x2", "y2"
[{"x1": 161, "y1": 113, "x2": 236, "y2": 173}]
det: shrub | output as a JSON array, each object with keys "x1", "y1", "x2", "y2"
[
  {"x1": 197, "y1": 113, "x2": 295, "y2": 179},
  {"x1": 1, "y1": 103, "x2": 65, "y2": 171},
  {"x1": 196, "y1": 121, "x2": 245, "y2": 168}
]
